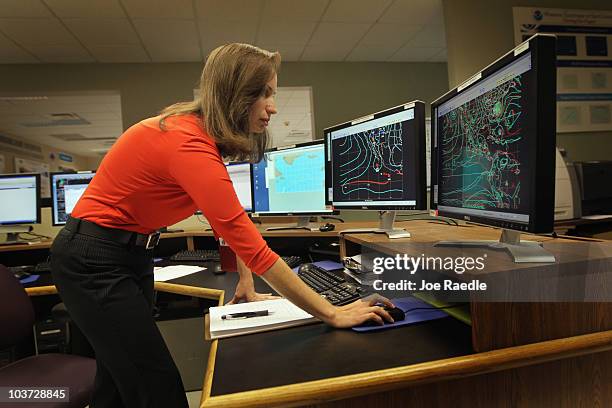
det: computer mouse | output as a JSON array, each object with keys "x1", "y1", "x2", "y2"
[
  {"x1": 297, "y1": 263, "x2": 316, "y2": 274},
  {"x1": 319, "y1": 223, "x2": 335, "y2": 232},
  {"x1": 359, "y1": 306, "x2": 405, "y2": 327},
  {"x1": 384, "y1": 306, "x2": 405, "y2": 322},
  {"x1": 212, "y1": 264, "x2": 225, "y2": 275},
  {"x1": 14, "y1": 270, "x2": 31, "y2": 280}
]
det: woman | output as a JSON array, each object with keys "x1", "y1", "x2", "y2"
[{"x1": 51, "y1": 43, "x2": 393, "y2": 408}]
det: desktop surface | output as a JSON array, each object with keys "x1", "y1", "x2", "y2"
[{"x1": 210, "y1": 301, "x2": 472, "y2": 395}]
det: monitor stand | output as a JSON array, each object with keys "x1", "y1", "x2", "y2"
[
  {"x1": 435, "y1": 228, "x2": 556, "y2": 263},
  {"x1": 0, "y1": 225, "x2": 32, "y2": 245},
  {"x1": 265, "y1": 216, "x2": 319, "y2": 231},
  {"x1": 339, "y1": 211, "x2": 411, "y2": 239}
]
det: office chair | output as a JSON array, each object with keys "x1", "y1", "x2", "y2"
[{"x1": 0, "y1": 264, "x2": 95, "y2": 407}]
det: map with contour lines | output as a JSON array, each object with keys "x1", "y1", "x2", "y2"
[
  {"x1": 334, "y1": 122, "x2": 405, "y2": 200},
  {"x1": 439, "y1": 74, "x2": 525, "y2": 211}
]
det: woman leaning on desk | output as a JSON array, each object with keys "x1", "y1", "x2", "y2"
[{"x1": 50, "y1": 43, "x2": 394, "y2": 408}]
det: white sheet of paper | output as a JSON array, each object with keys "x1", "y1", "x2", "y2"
[
  {"x1": 208, "y1": 298, "x2": 317, "y2": 338},
  {"x1": 153, "y1": 265, "x2": 205, "y2": 282}
]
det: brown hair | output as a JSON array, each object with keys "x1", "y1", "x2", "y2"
[{"x1": 159, "y1": 43, "x2": 280, "y2": 162}]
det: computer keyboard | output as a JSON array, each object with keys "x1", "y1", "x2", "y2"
[
  {"x1": 281, "y1": 255, "x2": 302, "y2": 269},
  {"x1": 34, "y1": 261, "x2": 52, "y2": 273},
  {"x1": 170, "y1": 249, "x2": 220, "y2": 262},
  {"x1": 297, "y1": 263, "x2": 363, "y2": 306}
]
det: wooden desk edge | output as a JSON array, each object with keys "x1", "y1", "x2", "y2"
[{"x1": 200, "y1": 329, "x2": 612, "y2": 408}]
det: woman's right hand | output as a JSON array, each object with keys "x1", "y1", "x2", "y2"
[{"x1": 327, "y1": 294, "x2": 396, "y2": 328}]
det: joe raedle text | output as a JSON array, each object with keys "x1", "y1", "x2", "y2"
[{"x1": 373, "y1": 279, "x2": 487, "y2": 291}]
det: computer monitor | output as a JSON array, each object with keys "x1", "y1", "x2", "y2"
[
  {"x1": 252, "y1": 141, "x2": 332, "y2": 230},
  {"x1": 225, "y1": 162, "x2": 253, "y2": 212},
  {"x1": 0, "y1": 173, "x2": 41, "y2": 244},
  {"x1": 430, "y1": 34, "x2": 557, "y2": 262},
  {"x1": 324, "y1": 100, "x2": 427, "y2": 238},
  {"x1": 50, "y1": 171, "x2": 95, "y2": 226}
]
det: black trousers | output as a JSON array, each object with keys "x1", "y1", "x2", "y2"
[{"x1": 50, "y1": 225, "x2": 188, "y2": 408}]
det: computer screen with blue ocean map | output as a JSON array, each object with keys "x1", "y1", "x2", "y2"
[{"x1": 252, "y1": 142, "x2": 331, "y2": 215}]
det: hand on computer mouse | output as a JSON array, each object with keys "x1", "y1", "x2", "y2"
[{"x1": 329, "y1": 293, "x2": 395, "y2": 328}]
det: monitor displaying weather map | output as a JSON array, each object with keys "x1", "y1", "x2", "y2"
[
  {"x1": 434, "y1": 52, "x2": 534, "y2": 224},
  {"x1": 252, "y1": 142, "x2": 331, "y2": 214},
  {"x1": 327, "y1": 104, "x2": 423, "y2": 209}
]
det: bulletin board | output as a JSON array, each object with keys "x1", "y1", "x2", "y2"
[{"x1": 513, "y1": 7, "x2": 612, "y2": 133}]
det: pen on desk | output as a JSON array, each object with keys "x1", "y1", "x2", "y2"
[{"x1": 221, "y1": 310, "x2": 269, "y2": 320}]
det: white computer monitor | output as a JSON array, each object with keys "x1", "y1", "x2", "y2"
[
  {"x1": 226, "y1": 162, "x2": 253, "y2": 212},
  {"x1": 0, "y1": 173, "x2": 40, "y2": 226}
]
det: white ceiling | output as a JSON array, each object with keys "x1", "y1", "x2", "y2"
[
  {"x1": 0, "y1": 92, "x2": 122, "y2": 157},
  {"x1": 0, "y1": 0, "x2": 447, "y2": 63}
]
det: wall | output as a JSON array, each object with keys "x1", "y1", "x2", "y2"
[
  {"x1": 0, "y1": 140, "x2": 94, "y2": 174},
  {"x1": 442, "y1": 0, "x2": 612, "y2": 162},
  {"x1": 0, "y1": 61, "x2": 448, "y2": 138},
  {"x1": 0, "y1": 61, "x2": 449, "y2": 232}
]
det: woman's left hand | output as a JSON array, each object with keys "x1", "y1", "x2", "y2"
[{"x1": 227, "y1": 278, "x2": 280, "y2": 304}]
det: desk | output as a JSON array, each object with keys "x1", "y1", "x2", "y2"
[{"x1": 8, "y1": 222, "x2": 612, "y2": 407}]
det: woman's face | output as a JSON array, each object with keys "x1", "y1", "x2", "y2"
[{"x1": 249, "y1": 74, "x2": 278, "y2": 133}]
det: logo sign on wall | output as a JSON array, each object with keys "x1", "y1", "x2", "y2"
[{"x1": 513, "y1": 7, "x2": 612, "y2": 133}]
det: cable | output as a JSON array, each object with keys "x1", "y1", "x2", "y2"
[
  {"x1": 18, "y1": 231, "x2": 52, "y2": 240},
  {"x1": 401, "y1": 303, "x2": 466, "y2": 315}
]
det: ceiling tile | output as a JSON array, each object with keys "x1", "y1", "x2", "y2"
[
  {"x1": 63, "y1": 19, "x2": 141, "y2": 45},
  {"x1": 405, "y1": 24, "x2": 446, "y2": 48},
  {"x1": 308, "y1": 22, "x2": 371, "y2": 47},
  {"x1": 26, "y1": 44, "x2": 94, "y2": 62},
  {"x1": 256, "y1": 44, "x2": 304, "y2": 61},
  {"x1": 262, "y1": 0, "x2": 328, "y2": 22},
  {"x1": 0, "y1": 34, "x2": 39, "y2": 63},
  {"x1": 322, "y1": 0, "x2": 392, "y2": 23},
  {"x1": 389, "y1": 46, "x2": 442, "y2": 62},
  {"x1": 429, "y1": 8, "x2": 445, "y2": 26},
  {"x1": 45, "y1": 0, "x2": 125, "y2": 18},
  {"x1": 146, "y1": 45, "x2": 201, "y2": 62},
  {"x1": 428, "y1": 48, "x2": 447, "y2": 62},
  {"x1": 301, "y1": 44, "x2": 353, "y2": 61},
  {"x1": 198, "y1": 19, "x2": 258, "y2": 48},
  {"x1": 0, "y1": 18, "x2": 78, "y2": 45},
  {"x1": 133, "y1": 19, "x2": 200, "y2": 61},
  {"x1": 88, "y1": 44, "x2": 149, "y2": 62},
  {"x1": 257, "y1": 21, "x2": 316, "y2": 45},
  {"x1": 345, "y1": 44, "x2": 397, "y2": 61},
  {"x1": 379, "y1": 0, "x2": 441, "y2": 25},
  {"x1": 195, "y1": 0, "x2": 264, "y2": 21},
  {"x1": 122, "y1": 0, "x2": 195, "y2": 19},
  {"x1": 0, "y1": 0, "x2": 53, "y2": 18},
  {"x1": 359, "y1": 23, "x2": 421, "y2": 48}
]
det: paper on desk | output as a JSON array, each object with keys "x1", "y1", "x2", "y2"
[
  {"x1": 209, "y1": 298, "x2": 318, "y2": 339},
  {"x1": 153, "y1": 265, "x2": 205, "y2": 282}
]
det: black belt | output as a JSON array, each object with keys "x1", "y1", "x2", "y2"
[{"x1": 65, "y1": 217, "x2": 161, "y2": 249}]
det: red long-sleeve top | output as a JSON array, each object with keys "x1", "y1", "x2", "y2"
[{"x1": 72, "y1": 114, "x2": 278, "y2": 275}]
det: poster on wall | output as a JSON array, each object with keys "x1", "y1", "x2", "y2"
[
  {"x1": 513, "y1": 7, "x2": 612, "y2": 133},
  {"x1": 0, "y1": 154, "x2": 5, "y2": 173},
  {"x1": 14, "y1": 157, "x2": 50, "y2": 198}
]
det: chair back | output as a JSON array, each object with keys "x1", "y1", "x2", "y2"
[{"x1": 0, "y1": 265, "x2": 35, "y2": 349}]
